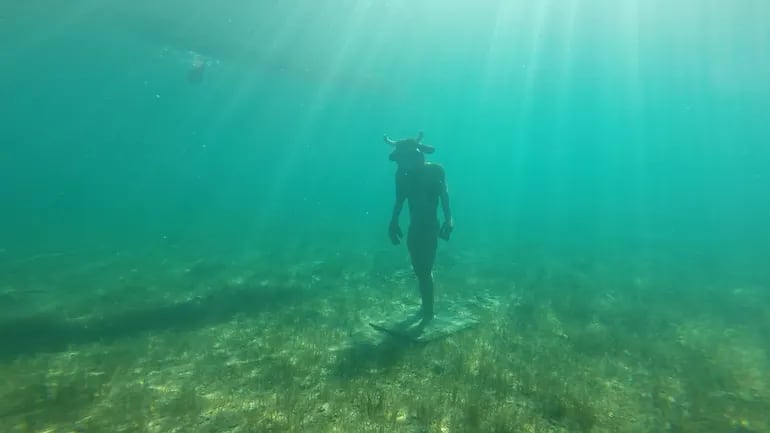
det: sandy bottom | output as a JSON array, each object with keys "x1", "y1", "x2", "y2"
[{"x1": 0, "y1": 246, "x2": 768, "y2": 433}]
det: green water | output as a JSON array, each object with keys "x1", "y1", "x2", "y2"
[{"x1": 1, "y1": 1, "x2": 769, "y2": 432}]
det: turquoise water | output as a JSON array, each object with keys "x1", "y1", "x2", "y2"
[
  {"x1": 1, "y1": 1, "x2": 769, "y2": 431},
  {"x1": 3, "y1": 1, "x2": 768, "y2": 257}
]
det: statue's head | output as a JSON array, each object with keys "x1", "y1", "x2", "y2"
[{"x1": 384, "y1": 131, "x2": 434, "y2": 171}]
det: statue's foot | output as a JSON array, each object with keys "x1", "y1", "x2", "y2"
[{"x1": 419, "y1": 312, "x2": 434, "y2": 327}]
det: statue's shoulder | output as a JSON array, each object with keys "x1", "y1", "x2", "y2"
[
  {"x1": 425, "y1": 162, "x2": 445, "y2": 177},
  {"x1": 424, "y1": 163, "x2": 446, "y2": 186}
]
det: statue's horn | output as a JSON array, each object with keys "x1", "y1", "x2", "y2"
[
  {"x1": 383, "y1": 134, "x2": 397, "y2": 145},
  {"x1": 415, "y1": 131, "x2": 424, "y2": 142}
]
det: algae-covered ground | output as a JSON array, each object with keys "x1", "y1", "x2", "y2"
[{"x1": 1, "y1": 245, "x2": 768, "y2": 433}]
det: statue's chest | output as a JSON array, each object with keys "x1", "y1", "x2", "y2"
[{"x1": 400, "y1": 172, "x2": 439, "y2": 199}]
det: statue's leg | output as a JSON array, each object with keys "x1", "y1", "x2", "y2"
[{"x1": 407, "y1": 224, "x2": 439, "y2": 322}]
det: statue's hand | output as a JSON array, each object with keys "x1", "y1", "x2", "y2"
[
  {"x1": 439, "y1": 219, "x2": 454, "y2": 241},
  {"x1": 389, "y1": 221, "x2": 403, "y2": 245}
]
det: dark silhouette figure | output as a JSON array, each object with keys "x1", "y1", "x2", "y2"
[
  {"x1": 385, "y1": 131, "x2": 453, "y2": 324},
  {"x1": 187, "y1": 54, "x2": 207, "y2": 83}
]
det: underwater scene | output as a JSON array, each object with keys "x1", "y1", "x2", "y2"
[{"x1": 1, "y1": 1, "x2": 769, "y2": 432}]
